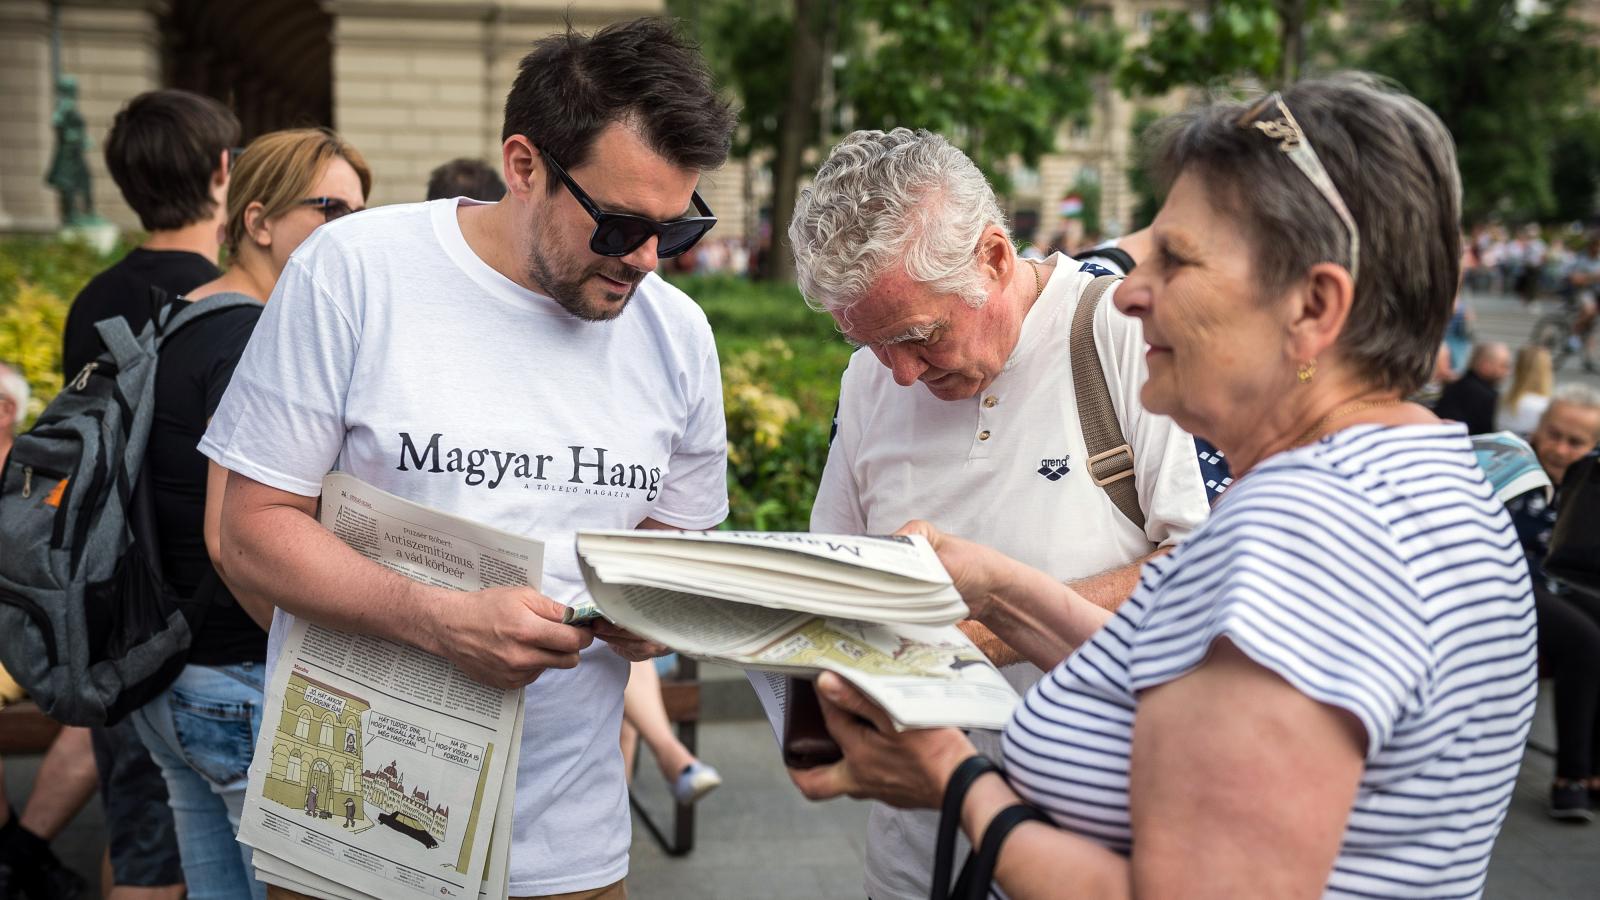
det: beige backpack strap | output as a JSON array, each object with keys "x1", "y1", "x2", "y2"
[{"x1": 1070, "y1": 274, "x2": 1145, "y2": 531}]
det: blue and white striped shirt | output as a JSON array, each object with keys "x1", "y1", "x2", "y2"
[{"x1": 1002, "y1": 424, "x2": 1537, "y2": 898}]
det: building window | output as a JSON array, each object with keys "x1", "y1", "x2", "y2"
[
  {"x1": 319, "y1": 722, "x2": 334, "y2": 747},
  {"x1": 343, "y1": 769, "x2": 354, "y2": 792},
  {"x1": 295, "y1": 714, "x2": 309, "y2": 740},
  {"x1": 287, "y1": 754, "x2": 302, "y2": 783},
  {"x1": 345, "y1": 728, "x2": 357, "y2": 754}
]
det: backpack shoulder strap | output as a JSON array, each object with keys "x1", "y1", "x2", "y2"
[
  {"x1": 1070, "y1": 274, "x2": 1146, "y2": 532},
  {"x1": 156, "y1": 293, "x2": 263, "y2": 348}
]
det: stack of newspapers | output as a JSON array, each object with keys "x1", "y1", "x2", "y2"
[
  {"x1": 571, "y1": 529, "x2": 1018, "y2": 731},
  {"x1": 238, "y1": 474, "x2": 534, "y2": 900}
]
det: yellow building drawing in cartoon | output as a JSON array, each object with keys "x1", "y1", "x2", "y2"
[{"x1": 264, "y1": 674, "x2": 371, "y2": 829}]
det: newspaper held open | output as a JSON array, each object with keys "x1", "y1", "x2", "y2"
[
  {"x1": 573, "y1": 530, "x2": 1017, "y2": 732},
  {"x1": 238, "y1": 473, "x2": 538, "y2": 900},
  {"x1": 1471, "y1": 431, "x2": 1553, "y2": 503}
]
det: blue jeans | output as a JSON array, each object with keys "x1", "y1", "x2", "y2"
[{"x1": 131, "y1": 662, "x2": 268, "y2": 900}]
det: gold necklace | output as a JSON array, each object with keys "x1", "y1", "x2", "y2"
[
  {"x1": 1293, "y1": 398, "x2": 1403, "y2": 448},
  {"x1": 1026, "y1": 259, "x2": 1042, "y2": 299}
]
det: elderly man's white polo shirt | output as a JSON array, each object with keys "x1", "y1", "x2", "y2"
[{"x1": 811, "y1": 255, "x2": 1210, "y2": 900}]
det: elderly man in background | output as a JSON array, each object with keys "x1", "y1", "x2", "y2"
[
  {"x1": 0, "y1": 361, "x2": 25, "y2": 460},
  {"x1": 1435, "y1": 340, "x2": 1510, "y2": 433},
  {"x1": 1507, "y1": 383, "x2": 1600, "y2": 820},
  {"x1": 784, "y1": 128, "x2": 1210, "y2": 900}
]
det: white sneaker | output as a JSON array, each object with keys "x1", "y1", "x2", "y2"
[{"x1": 671, "y1": 761, "x2": 722, "y2": 804}]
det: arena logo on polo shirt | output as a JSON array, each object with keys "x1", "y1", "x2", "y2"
[{"x1": 1037, "y1": 455, "x2": 1073, "y2": 481}]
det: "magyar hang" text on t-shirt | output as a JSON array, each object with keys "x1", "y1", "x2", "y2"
[{"x1": 396, "y1": 431, "x2": 661, "y2": 500}]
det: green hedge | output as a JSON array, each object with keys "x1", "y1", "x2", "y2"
[
  {"x1": 0, "y1": 239, "x2": 850, "y2": 531},
  {"x1": 668, "y1": 273, "x2": 851, "y2": 531}
]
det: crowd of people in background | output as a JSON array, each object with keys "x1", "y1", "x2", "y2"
[{"x1": 1465, "y1": 223, "x2": 1600, "y2": 301}]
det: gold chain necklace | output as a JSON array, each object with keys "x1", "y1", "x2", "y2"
[
  {"x1": 1026, "y1": 259, "x2": 1042, "y2": 299},
  {"x1": 1293, "y1": 398, "x2": 1403, "y2": 448}
]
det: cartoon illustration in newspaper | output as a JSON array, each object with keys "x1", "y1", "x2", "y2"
[
  {"x1": 262, "y1": 675, "x2": 373, "y2": 831},
  {"x1": 752, "y1": 619, "x2": 991, "y2": 679},
  {"x1": 259, "y1": 670, "x2": 495, "y2": 876}
]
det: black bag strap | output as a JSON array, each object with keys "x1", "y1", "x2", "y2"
[
  {"x1": 951, "y1": 803, "x2": 1052, "y2": 900},
  {"x1": 156, "y1": 292, "x2": 263, "y2": 348},
  {"x1": 1070, "y1": 274, "x2": 1145, "y2": 531},
  {"x1": 931, "y1": 755, "x2": 1000, "y2": 900}
]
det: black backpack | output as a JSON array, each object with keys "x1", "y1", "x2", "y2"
[{"x1": 0, "y1": 290, "x2": 259, "y2": 725}]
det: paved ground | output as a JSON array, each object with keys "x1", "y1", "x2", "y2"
[
  {"x1": 1465, "y1": 290, "x2": 1600, "y2": 391},
  {"x1": 7, "y1": 677, "x2": 1595, "y2": 899}
]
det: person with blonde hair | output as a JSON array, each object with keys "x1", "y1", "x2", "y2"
[
  {"x1": 1501, "y1": 345, "x2": 1554, "y2": 435},
  {"x1": 129, "y1": 127, "x2": 368, "y2": 900}
]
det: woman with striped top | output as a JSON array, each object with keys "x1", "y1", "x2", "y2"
[{"x1": 791, "y1": 74, "x2": 1537, "y2": 899}]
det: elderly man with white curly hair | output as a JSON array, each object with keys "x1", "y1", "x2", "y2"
[
  {"x1": 0, "y1": 360, "x2": 29, "y2": 461},
  {"x1": 779, "y1": 128, "x2": 1212, "y2": 900}
]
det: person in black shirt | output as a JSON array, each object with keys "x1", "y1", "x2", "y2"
[
  {"x1": 1433, "y1": 340, "x2": 1509, "y2": 434},
  {"x1": 1506, "y1": 385, "x2": 1600, "y2": 821},
  {"x1": 52, "y1": 89, "x2": 241, "y2": 900},
  {"x1": 127, "y1": 127, "x2": 369, "y2": 900},
  {"x1": 61, "y1": 90, "x2": 240, "y2": 378}
]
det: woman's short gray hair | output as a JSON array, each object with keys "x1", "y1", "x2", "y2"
[
  {"x1": 1149, "y1": 72, "x2": 1462, "y2": 395},
  {"x1": 789, "y1": 128, "x2": 1007, "y2": 316}
]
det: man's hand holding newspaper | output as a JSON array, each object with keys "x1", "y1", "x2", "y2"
[{"x1": 432, "y1": 586, "x2": 593, "y2": 690}]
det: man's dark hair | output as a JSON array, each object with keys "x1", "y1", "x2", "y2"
[
  {"x1": 104, "y1": 89, "x2": 241, "y2": 232},
  {"x1": 502, "y1": 17, "x2": 735, "y2": 188},
  {"x1": 426, "y1": 158, "x2": 507, "y2": 202}
]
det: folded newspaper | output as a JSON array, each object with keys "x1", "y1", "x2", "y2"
[
  {"x1": 1472, "y1": 431, "x2": 1552, "y2": 503},
  {"x1": 238, "y1": 473, "x2": 540, "y2": 900},
  {"x1": 571, "y1": 530, "x2": 1018, "y2": 731}
]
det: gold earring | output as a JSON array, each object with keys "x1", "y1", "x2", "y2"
[{"x1": 1297, "y1": 359, "x2": 1317, "y2": 384}]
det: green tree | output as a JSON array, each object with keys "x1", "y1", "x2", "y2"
[
  {"x1": 844, "y1": 1, "x2": 1121, "y2": 190},
  {"x1": 1125, "y1": 107, "x2": 1165, "y2": 229},
  {"x1": 685, "y1": 1, "x2": 1122, "y2": 281},
  {"x1": 1120, "y1": 0, "x2": 1339, "y2": 96},
  {"x1": 1550, "y1": 112, "x2": 1600, "y2": 224},
  {"x1": 1361, "y1": 0, "x2": 1599, "y2": 222}
]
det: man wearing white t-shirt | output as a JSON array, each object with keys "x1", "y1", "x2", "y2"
[
  {"x1": 787, "y1": 129, "x2": 1211, "y2": 900},
  {"x1": 199, "y1": 20, "x2": 736, "y2": 900}
]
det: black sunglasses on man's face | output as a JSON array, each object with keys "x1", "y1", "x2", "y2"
[{"x1": 539, "y1": 149, "x2": 716, "y2": 259}]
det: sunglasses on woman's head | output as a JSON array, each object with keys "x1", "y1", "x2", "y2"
[
  {"x1": 1236, "y1": 92, "x2": 1361, "y2": 283},
  {"x1": 539, "y1": 149, "x2": 717, "y2": 259},
  {"x1": 298, "y1": 196, "x2": 362, "y2": 223}
]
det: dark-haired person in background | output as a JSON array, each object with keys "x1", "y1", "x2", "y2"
[
  {"x1": 198, "y1": 18, "x2": 737, "y2": 900},
  {"x1": 62, "y1": 89, "x2": 240, "y2": 376},
  {"x1": 54, "y1": 87, "x2": 241, "y2": 900},
  {"x1": 426, "y1": 157, "x2": 507, "y2": 202},
  {"x1": 1433, "y1": 340, "x2": 1510, "y2": 434}
]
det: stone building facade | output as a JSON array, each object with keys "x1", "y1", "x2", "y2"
[{"x1": 0, "y1": 0, "x2": 1187, "y2": 242}]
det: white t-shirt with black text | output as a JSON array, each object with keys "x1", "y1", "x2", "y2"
[{"x1": 200, "y1": 199, "x2": 728, "y2": 895}]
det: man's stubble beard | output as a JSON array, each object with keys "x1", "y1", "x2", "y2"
[{"x1": 525, "y1": 223, "x2": 645, "y2": 323}]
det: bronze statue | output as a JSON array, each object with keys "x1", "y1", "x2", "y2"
[{"x1": 45, "y1": 76, "x2": 97, "y2": 226}]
